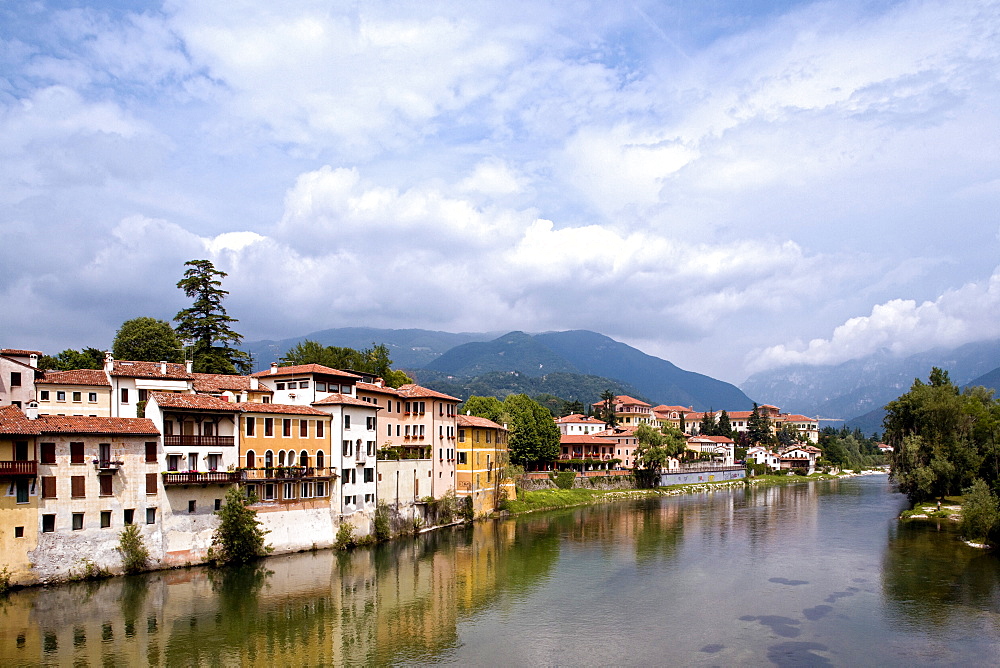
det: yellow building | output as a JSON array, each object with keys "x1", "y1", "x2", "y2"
[
  {"x1": 0, "y1": 405, "x2": 40, "y2": 585},
  {"x1": 35, "y1": 369, "x2": 112, "y2": 417},
  {"x1": 456, "y1": 414, "x2": 513, "y2": 516}
]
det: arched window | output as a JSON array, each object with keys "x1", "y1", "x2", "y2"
[
  {"x1": 246, "y1": 450, "x2": 255, "y2": 469},
  {"x1": 278, "y1": 450, "x2": 286, "y2": 467},
  {"x1": 316, "y1": 450, "x2": 325, "y2": 469},
  {"x1": 265, "y1": 450, "x2": 273, "y2": 468},
  {"x1": 300, "y1": 450, "x2": 309, "y2": 468}
]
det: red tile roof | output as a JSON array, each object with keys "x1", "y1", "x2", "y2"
[
  {"x1": 109, "y1": 360, "x2": 192, "y2": 379},
  {"x1": 560, "y1": 433, "x2": 606, "y2": 445},
  {"x1": 592, "y1": 395, "x2": 651, "y2": 408},
  {"x1": 233, "y1": 402, "x2": 329, "y2": 416},
  {"x1": 0, "y1": 405, "x2": 41, "y2": 435},
  {"x1": 312, "y1": 393, "x2": 380, "y2": 409},
  {"x1": 396, "y1": 384, "x2": 460, "y2": 402},
  {"x1": 457, "y1": 414, "x2": 505, "y2": 430},
  {"x1": 356, "y1": 382, "x2": 399, "y2": 396},
  {"x1": 38, "y1": 369, "x2": 110, "y2": 386},
  {"x1": 554, "y1": 414, "x2": 606, "y2": 424},
  {"x1": 251, "y1": 364, "x2": 361, "y2": 380},
  {"x1": 34, "y1": 415, "x2": 159, "y2": 436},
  {"x1": 191, "y1": 373, "x2": 269, "y2": 394},
  {"x1": 1, "y1": 349, "x2": 43, "y2": 357},
  {"x1": 688, "y1": 435, "x2": 735, "y2": 444},
  {"x1": 149, "y1": 392, "x2": 239, "y2": 412}
]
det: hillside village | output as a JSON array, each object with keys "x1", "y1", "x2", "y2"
[{"x1": 3, "y1": 347, "x2": 832, "y2": 587}]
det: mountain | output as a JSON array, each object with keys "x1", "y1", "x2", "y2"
[
  {"x1": 427, "y1": 330, "x2": 754, "y2": 411},
  {"x1": 743, "y1": 338, "x2": 1000, "y2": 424},
  {"x1": 410, "y1": 369, "x2": 648, "y2": 407},
  {"x1": 243, "y1": 327, "x2": 499, "y2": 371},
  {"x1": 965, "y1": 366, "x2": 1000, "y2": 394}
]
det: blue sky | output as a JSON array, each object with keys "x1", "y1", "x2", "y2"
[{"x1": 2, "y1": 0, "x2": 998, "y2": 384}]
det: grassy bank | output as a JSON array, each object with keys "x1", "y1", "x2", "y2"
[{"x1": 899, "y1": 495, "x2": 964, "y2": 521}]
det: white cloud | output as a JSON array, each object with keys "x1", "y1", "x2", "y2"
[{"x1": 750, "y1": 267, "x2": 1000, "y2": 371}]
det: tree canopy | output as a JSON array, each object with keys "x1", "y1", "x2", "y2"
[
  {"x1": 112, "y1": 317, "x2": 183, "y2": 362},
  {"x1": 462, "y1": 393, "x2": 560, "y2": 466},
  {"x1": 746, "y1": 403, "x2": 774, "y2": 446},
  {"x1": 885, "y1": 367, "x2": 999, "y2": 504},
  {"x1": 174, "y1": 260, "x2": 251, "y2": 374},
  {"x1": 634, "y1": 424, "x2": 687, "y2": 470},
  {"x1": 281, "y1": 340, "x2": 413, "y2": 388},
  {"x1": 598, "y1": 389, "x2": 618, "y2": 427},
  {"x1": 38, "y1": 347, "x2": 105, "y2": 371}
]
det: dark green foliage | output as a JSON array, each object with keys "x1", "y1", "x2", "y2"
[
  {"x1": 208, "y1": 487, "x2": 272, "y2": 565},
  {"x1": 716, "y1": 410, "x2": 733, "y2": 439},
  {"x1": 599, "y1": 389, "x2": 618, "y2": 427},
  {"x1": 746, "y1": 403, "x2": 773, "y2": 446},
  {"x1": 549, "y1": 470, "x2": 576, "y2": 489},
  {"x1": 960, "y1": 478, "x2": 1000, "y2": 545},
  {"x1": 373, "y1": 501, "x2": 392, "y2": 542},
  {"x1": 818, "y1": 426, "x2": 883, "y2": 470},
  {"x1": 282, "y1": 340, "x2": 412, "y2": 387},
  {"x1": 885, "y1": 368, "x2": 1000, "y2": 503},
  {"x1": 334, "y1": 522, "x2": 356, "y2": 550},
  {"x1": 38, "y1": 347, "x2": 105, "y2": 371},
  {"x1": 174, "y1": 259, "x2": 252, "y2": 374},
  {"x1": 460, "y1": 495, "x2": 474, "y2": 521},
  {"x1": 112, "y1": 317, "x2": 183, "y2": 362},
  {"x1": 117, "y1": 524, "x2": 149, "y2": 574},
  {"x1": 634, "y1": 424, "x2": 686, "y2": 472},
  {"x1": 462, "y1": 394, "x2": 560, "y2": 466}
]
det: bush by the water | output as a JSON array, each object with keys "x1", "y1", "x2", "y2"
[{"x1": 550, "y1": 470, "x2": 576, "y2": 489}]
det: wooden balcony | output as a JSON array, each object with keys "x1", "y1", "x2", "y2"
[
  {"x1": 163, "y1": 435, "x2": 235, "y2": 447},
  {"x1": 0, "y1": 460, "x2": 37, "y2": 476},
  {"x1": 162, "y1": 471, "x2": 243, "y2": 485},
  {"x1": 242, "y1": 466, "x2": 337, "y2": 481}
]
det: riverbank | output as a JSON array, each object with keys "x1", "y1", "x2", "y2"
[{"x1": 502, "y1": 469, "x2": 882, "y2": 516}]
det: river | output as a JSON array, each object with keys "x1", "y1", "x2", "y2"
[{"x1": 2, "y1": 474, "x2": 998, "y2": 666}]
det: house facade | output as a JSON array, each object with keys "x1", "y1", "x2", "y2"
[{"x1": 456, "y1": 414, "x2": 512, "y2": 516}]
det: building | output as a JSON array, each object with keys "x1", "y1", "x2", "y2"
[
  {"x1": 591, "y1": 395, "x2": 655, "y2": 427},
  {"x1": 0, "y1": 405, "x2": 40, "y2": 584},
  {"x1": 0, "y1": 349, "x2": 41, "y2": 409},
  {"x1": 652, "y1": 405, "x2": 692, "y2": 431},
  {"x1": 686, "y1": 435, "x2": 736, "y2": 465},
  {"x1": 35, "y1": 369, "x2": 112, "y2": 417},
  {"x1": 456, "y1": 414, "x2": 512, "y2": 516},
  {"x1": 554, "y1": 413, "x2": 607, "y2": 435},
  {"x1": 105, "y1": 357, "x2": 194, "y2": 418}
]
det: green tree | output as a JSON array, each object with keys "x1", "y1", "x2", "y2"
[
  {"x1": 959, "y1": 478, "x2": 1000, "y2": 545},
  {"x1": 635, "y1": 424, "x2": 686, "y2": 470},
  {"x1": 599, "y1": 389, "x2": 618, "y2": 427},
  {"x1": 38, "y1": 347, "x2": 105, "y2": 371},
  {"x1": 465, "y1": 394, "x2": 559, "y2": 466},
  {"x1": 562, "y1": 399, "x2": 585, "y2": 417},
  {"x1": 699, "y1": 409, "x2": 716, "y2": 436},
  {"x1": 462, "y1": 395, "x2": 506, "y2": 423},
  {"x1": 112, "y1": 317, "x2": 183, "y2": 362},
  {"x1": 281, "y1": 340, "x2": 412, "y2": 388},
  {"x1": 208, "y1": 487, "x2": 272, "y2": 565},
  {"x1": 175, "y1": 260, "x2": 251, "y2": 374},
  {"x1": 717, "y1": 410, "x2": 733, "y2": 440},
  {"x1": 117, "y1": 523, "x2": 150, "y2": 574},
  {"x1": 746, "y1": 403, "x2": 773, "y2": 446}
]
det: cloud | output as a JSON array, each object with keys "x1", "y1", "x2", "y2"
[{"x1": 750, "y1": 267, "x2": 1000, "y2": 371}]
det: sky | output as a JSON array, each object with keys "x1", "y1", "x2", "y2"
[{"x1": 1, "y1": 0, "x2": 998, "y2": 385}]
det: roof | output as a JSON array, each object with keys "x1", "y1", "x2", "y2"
[
  {"x1": 312, "y1": 393, "x2": 380, "y2": 409},
  {"x1": 554, "y1": 414, "x2": 606, "y2": 424},
  {"x1": 560, "y1": 433, "x2": 606, "y2": 445},
  {"x1": 592, "y1": 395, "x2": 651, "y2": 408},
  {"x1": 654, "y1": 405, "x2": 693, "y2": 413},
  {"x1": 35, "y1": 415, "x2": 159, "y2": 436},
  {"x1": 396, "y1": 384, "x2": 460, "y2": 402},
  {"x1": 149, "y1": 392, "x2": 239, "y2": 412},
  {"x1": 688, "y1": 435, "x2": 735, "y2": 444},
  {"x1": 780, "y1": 414, "x2": 818, "y2": 423},
  {"x1": 191, "y1": 373, "x2": 269, "y2": 394},
  {"x1": 233, "y1": 402, "x2": 329, "y2": 416},
  {"x1": 457, "y1": 414, "x2": 505, "y2": 430},
  {"x1": 37, "y1": 369, "x2": 110, "y2": 387},
  {"x1": 109, "y1": 360, "x2": 192, "y2": 379},
  {"x1": 594, "y1": 426, "x2": 636, "y2": 438},
  {"x1": 1, "y1": 349, "x2": 42, "y2": 357},
  {"x1": 356, "y1": 381, "x2": 399, "y2": 396},
  {"x1": 251, "y1": 364, "x2": 361, "y2": 380},
  {"x1": 0, "y1": 405, "x2": 41, "y2": 435}
]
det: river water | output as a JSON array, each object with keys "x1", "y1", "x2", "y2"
[{"x1": 2, "y1": 474, "x2": 999, "y2": 666}]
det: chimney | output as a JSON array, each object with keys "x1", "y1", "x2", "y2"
[
  {"x1": 250, "y1": 377, "x2": 259, "y2": 390},
  {"x1": 29, "y1": 354, "x2": 38, "y2": 368},
  {"x1": 185, "y1": 359, "x2": 193, "y2": 374},
  {"x1": 270, "y1": 362, "x2": 278, "y2": 375},
  {"x1": 25, "y1": 401, "x2": 38, "y2": 420},
  {"x1": 159, "y1": 361, "x2": 168, "y2": 375},
  {"x1": 104, "y1": 351, "x2": 114, "y2": 372},
  {"x1": 374, "y1": 377, "x2": 384, "y2": 388}
]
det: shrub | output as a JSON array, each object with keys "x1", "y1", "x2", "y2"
[
  {"x1": 0, "y1": 566, "x2": 11, "y2": 596},
  {"x1": 335, "y1": 522, "x2": 356, "y2": 550},
  {"x1": 550, "y1": 470, "x2": 576, "y2": 490},
  {"x1": 208, "y1": 487, "x2": 272, "y2": 565},
  {"x1": 373, "y1": 501, "x2": 391, "y2": 542},
  {"x1": 117, "y1": 524, "x2": 149, "y2": 574},
  {"x1": 960, "y1": 479, "x2": 1000, "y2": 545},
  {"x1": 460, "y1": 495, "x2": 474, "y2": 522},
  {"x1": 70, "y1": 559, "x2": 111, "y2": 582},
  {"x1": 792, "y1": 467, "x2": 808, "y2": 477}
]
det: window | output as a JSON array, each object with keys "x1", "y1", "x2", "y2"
[
  {"x1": 10, "y1": 372, "x2": 21, "y2": 387},
  {"x1": 343, "y1": 440, "x2": 352, "y2": 457},
  {"x1": 40, "y1": 390, "x2": 50, "y2": 401},
  {"x1": 387, "y1": 424, "x2": 392, "y2": 437},
  {"x1": 71, "y1": 475, "x2": 86, "y2": 498},
  {"x1": 316, "y1": 421, "x2": 324, "y2": 438},
  {"x1": 72, "y1": 391, "x2": 82, "y2": 402},
  {"x1": 300, "y1": 420, "x2": 308, "y2": 437},
  {"x1": 57, "y1": 391, "x2": 66, "y2": 402},
  {"x1": 364, "y1": 493, "x2": 374, "y2": 504},
  {"x1": 72, "y1": 513, "x2": 84, "y2": 530},
  {"x1": 101, "y1": 511, "x2": 111, "y2": 528},
  {"x1": 188, "y1": 453, "x2": 198, "y2": 472},
  {"x1": 459, "y1": 429, "x2": 465, "y2": 443},
  {"x1": 188, "y1": 500, "x2": 196, "y2": 513},
  {"x1": 367, "y1": 441, "x2": 375, "y2": 456},
  {"x1": 405, "y1": 425, "x2": 411, "y2": 438},
  {"x1": 121, "y1": 388, "x2": 129, "y2": 404},
  {"x1": 317, "y1": 382, "x2": 327, "y2": 392},
  {"x1": 386, "y1": 401, "x2": 391, "y2": 413},
  {"x1": 405, "y1": 401, "x2": 411, "y2": 414},
  {"x1": 316, "y1": 451, "x2": 325, "y2": 469},
  {"x1": 167, "y1": 455, "x2": 181, "y2": 471},
  {"x1": 262, "y1": 396, "x2": 271, "y2": 403},
  {"x1": 366, "y1": 416, "x2": 375, "y2": 430},
  {"x1": 283, "y1": 419, "x2": 291, "y2": 437},
  {"x1": 300, "y1": 482, "x2": 313, "y2": 498},
  {"x1": 88, "y1": 392, "x2": 98, "y2": 403},
  {"x1": 344, "y1": 415, "x2": 351, "y2": 429},
  {"x1": 300, "y1": 450, "x2": 309, "y2": 467},
  {"x1": 315, "y1": 481, "x2": 327, "y2": 497},
  {"x1": 264, "y1": 418, "x2": 274, "y2": 437},
  {"x1": 265, "y1": 450, "x2": 274, "y2": 468},
  {"x1": 215, "y1": 498, "x2": 222, "y2": 511},
  {"x1": 99, "y1": 475, "x2": 113, "y2": 496},
  {"x1": 278, "y1": 450, "x2": 286, "y2": 467},
  {"x1": 246, "y1": 450, "x2": 255, "y2": 468},
  {"x1": 341, "y1": 385, "x2": 351, "y2": 393},
  {"x1": 41, "y1": 442, "x2": 56, "y2": 464},
  {"x1": 41, "y1": 476, "x2": 56, "y2": 498},
  {"x1": 15, "y1": 479, "x2": 29, "y2": 504},
  {"x1": 486, "y1": 431, "x2": 491, "y2": 443},
  {"x1": 458, "y1": 452, "x2": 467, "y2": 465},
  {"x1": 146, "y1": 473, "x2": 157, "y2": 495},
  {"x1": 246, "y1": 416, "x2": 255, "y2": 436},
  {"x1": 70, "y1": 442, "x2": 84, "y2": 464},
  {"x1": 245, "y1": 484, "x2": 258, "y2": 500},
  {"x1": 283, "y1": 482, "x2": 295, "y2": 499},
  {"x1": 286, "y1": 382, "x2": 297, "y2": 389},
  {"x1": 207, "y1": 454, "x2": 221, "y2": 471},
  {"x1": 42, "y1": 514, "x2": 55, "y2": 533},
  {"x1": 344, "y1": 495, "x2": 356, "y2": 506},
  {"x1": 263, "y1": 484, "x2": 275, "y2": 501},
  {"x1": 14, "y1": 526, "x2": 24, "y2": 538},
  {"x1": 276, "y1": 382, "x2": 286, "y2": 390},
  {"x1": 146, "y1": 508, "x2": 156, "y2": 524},
  {"x1": 299, "y1": 381, "x2": 309, "y2": 389},
  {"x1": 363, "y1": 467, "x2": 374, "y2": 483}
]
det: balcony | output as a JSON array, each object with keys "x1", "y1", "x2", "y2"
[
  {"x1": 0, "y1": 460, "x2": 37, "y2": 476},
  {"x1": 163, "y1": 435, "x2": 235, "y2": 447},
  {"x1": 242, "y1": 466, "x2": 337, "y2": 481},
  {"x1": 95, "y1": 459, "x2": 124, "y2": 473},
  {"x1": 162, "y1": 471, "x2": 243, "y2": 485}
]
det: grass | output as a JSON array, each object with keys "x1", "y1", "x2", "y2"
[{"x1": 899, "y1": 495, "x2": 964, "y2": 520}]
